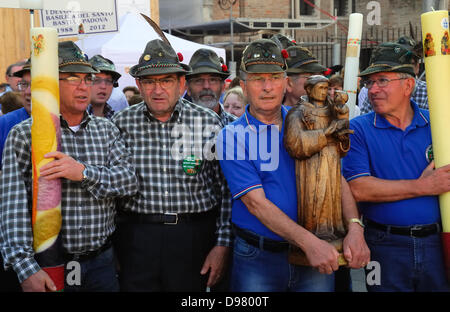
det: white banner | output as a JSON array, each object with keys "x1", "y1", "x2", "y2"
[
  {"x1": 0, "y1": 0, "x2": 115, "y2": 12},
  {"x1": 40, "y1": 0, "x2": 118, "y2": 37}
]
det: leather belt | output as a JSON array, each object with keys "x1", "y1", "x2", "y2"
[
  {"x1": 364, "y1": 218, "x2": 440, "y2": 238},
  {"x1": 117, "y1": 210, "x2": 216, "y2": 225},
  {"x1": 233, "y1": 224, "x2": 289, "y2": 253},
  {"x1": 64, "y1": 239, "x2": 112, "y2": 262}
]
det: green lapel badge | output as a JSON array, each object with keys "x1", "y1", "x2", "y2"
[
  {"x1": 426, "y1": 145, "x2": 434, "y2": 163},
  {"x1": 182, "y1": 155, "x2": 202, "y2": 176}
]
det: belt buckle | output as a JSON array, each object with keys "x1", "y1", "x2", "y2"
[
  {"x1": 410, "y1": 225, "x2": 422, "y2": 237},
  {"x1": 164, "y1": 213, "x2": 178, "y2": 225}
]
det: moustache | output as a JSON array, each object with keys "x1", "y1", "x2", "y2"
[{"x1": 199, "y1": 89, "x2": 217, "y2": 99}]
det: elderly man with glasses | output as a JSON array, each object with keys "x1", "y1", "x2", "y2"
[
  {"x1": 0, "y1": 41, "x2": 138, "y2": 292},
  {"x1": 358, "y1": 36, "x2": 428, "y2": 115},
  {"x1": 342, "y1": 42, "x2": 450, "y2": 292},
  {"x1": 217, "y1": 39, "x2": 367, "y2": 292},
  {"x1": 112, "y1": 39, "x2": 232, "y2": 292}
]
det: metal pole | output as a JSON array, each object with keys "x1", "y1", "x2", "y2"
[
  {"x1": 230, "y1": 3, "x2": 234, "y2": 62},
  {"x1": 334, "y1": 9, "x2": 337, "y2": 42},
  {"x1": 332, "y1": 43, "x2": 341, "y2": 66}
]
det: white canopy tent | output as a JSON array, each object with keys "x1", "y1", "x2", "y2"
[{"x1": 75, "y1": 12, "x2": 227, "y2": 89}]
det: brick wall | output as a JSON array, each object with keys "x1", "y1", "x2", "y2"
[
  {"x1": 356, "y1": 0, "x2": 422, "y2": 30},
  {"x1": 211, "y1": 0, "x2": 292, "y2": 20},
  {"x1": 199, "y1": 0, "x2": 448, "y2": 69}
]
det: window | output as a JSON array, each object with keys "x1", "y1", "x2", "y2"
[
  {"x1": 334, "y1": 0, "x2": 348, "y2": 16},
  {"x1": 299, "y1": 0, "x2": 315, "y2": 16}
]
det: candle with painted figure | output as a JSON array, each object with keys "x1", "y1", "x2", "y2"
[{"x1": 30, "y1": 26, "x2": 64, "y2": 291}]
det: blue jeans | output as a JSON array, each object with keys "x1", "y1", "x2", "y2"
[
  {"x1": 364, "y1": 226, "x2": 450, "y2": 292},
  {"x1": 231, "y1": 236, "x2": 335, "y2": 292},
  {"x1": 64, "y1": 246, "x2": 119, "y2": 292}
]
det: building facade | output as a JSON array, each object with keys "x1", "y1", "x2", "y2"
[{"x1": 162, "y1": 0, "x2": 449, "y2": 71}]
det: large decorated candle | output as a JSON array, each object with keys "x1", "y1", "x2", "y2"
[
  {"x1": 30, "y1": 27, "x2": 64, "y2": 291},
  {"x1": 342, "y1": 13, "x2": 363, "y2": 119},
  {"x1": 421, "y1": 10, "x2": 450, "y2": 281}
]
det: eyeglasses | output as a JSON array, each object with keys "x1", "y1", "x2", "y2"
[
  {"x1": 189, "y1": 77, "x2": 223, "y2": 86},
  {"x1": 59, "y1": 75, "x2": 95, "y2": 86},
  {"x1": 245, "y1": 75, "x2": 285, "y2": 86},
  {"x1": 17, "y1": 81, "x2": 31, "y2": 91},
  {"x1": 363, "y1": 77, "x2": 407, "y2": 89},
  {"x1": 138, "y1": 77, "x2": 177, "y2": 90},
  {"x1": 93, "y1": 77, "x2": 114, "y2": 86}
]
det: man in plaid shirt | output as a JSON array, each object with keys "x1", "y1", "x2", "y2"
[
  {"x1": 0, "y1": 41, "x2": 138, "y2": 292},
  {"x1": 112, "y1": 39, "x2": 232, "y2": 291}
]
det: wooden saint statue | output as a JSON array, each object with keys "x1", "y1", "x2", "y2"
[{"x1": 283, "y1": 75, "x2": 353, "y2": 266}]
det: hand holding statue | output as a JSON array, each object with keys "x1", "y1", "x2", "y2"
[{"x1": 283, "y1": 75, "x2": 354, "y2": 267}]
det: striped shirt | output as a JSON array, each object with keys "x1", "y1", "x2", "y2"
[
  {"x1": 0, "y1": 113, "x2": 137, "y2": 282},
  {"x1": 112, "y1": 98, "x2": 232, "y2": 247}
]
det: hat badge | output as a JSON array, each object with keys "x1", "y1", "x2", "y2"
[
  {"x1": 394, "y1": 47, "x2": 401, "y2": 53},
  {"x1": 144, "y1": 54, "x2": 151, "y2": 61}
]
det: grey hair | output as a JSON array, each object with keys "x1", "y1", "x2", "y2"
[{"x1": 397, "y1": 72, "x2": 416, "y2": 95}]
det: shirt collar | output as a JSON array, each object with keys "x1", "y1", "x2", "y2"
[
  {"x1": 60, "y1": 111, "x2": 92, "y2": 129},
  {"x1": 243, "y1": 104, "x2": 289, "y2": 133},
  {"x1": 142, "y1": 98, "x2": 183, "y2": 123},
  {"x1": 87, "y1": 103, "x2": 115, "y2": 119},
  {"x1": 373, "y1": 99, "x2": 428, "y2": 129}
]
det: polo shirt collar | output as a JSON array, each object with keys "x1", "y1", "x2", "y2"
[
  {"x1": 373, "y1": 99, "x2": 428, "y2": 130},
  {"x1": 243, "y1": 104, "x2": 289, "y2": 133}
]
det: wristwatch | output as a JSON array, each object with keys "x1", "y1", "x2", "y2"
[{"x1": 348, "y1": 218, "x2": 365, "y2": 228}]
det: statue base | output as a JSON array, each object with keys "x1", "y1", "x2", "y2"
[{"x1": 288, "y1": 238, "x2": 348, "y2": 267}]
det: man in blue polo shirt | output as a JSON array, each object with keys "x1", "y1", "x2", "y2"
[
  {"x1": 218, "y1": 39, "x2": 369, "y2": 292},
  {"x1": 343, "y1": 42, "x2": 450, "y2": 292}
]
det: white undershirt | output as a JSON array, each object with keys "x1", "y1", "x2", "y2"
[{"x1": 69, "y1": 125, "x2": 81, "y2": 132}]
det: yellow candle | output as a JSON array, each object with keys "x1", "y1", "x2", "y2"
[
  {"x1": 421, "y1": 11, "x2": 450, "y2": 231},
  {"x1": 30, "y1": 27, "x2": 62, "y2": 253},
  {"x1": 421, "y1": 10, "x2": 450, "y2": 281}
]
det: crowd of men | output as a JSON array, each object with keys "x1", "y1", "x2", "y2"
[{"x1": 0, "y1": 29, "x2": 449, "y2": 293}]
